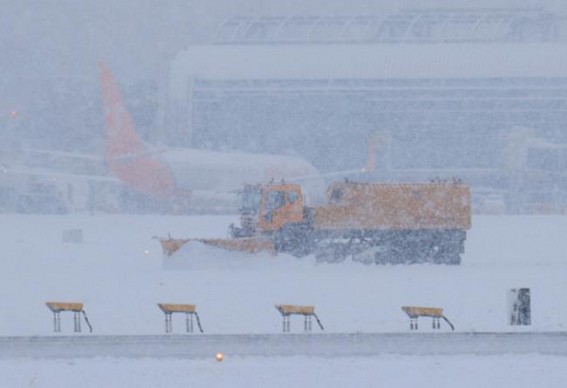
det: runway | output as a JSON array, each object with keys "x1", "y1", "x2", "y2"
[{"x1": 2, "y1": 332, "x2": 567, "y2": 359}]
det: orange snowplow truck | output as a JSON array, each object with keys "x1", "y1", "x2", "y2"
[{"x1": 159, "y1": 180, "x2": 471, "y2": 265}]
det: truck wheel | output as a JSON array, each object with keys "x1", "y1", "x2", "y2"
[
  {"x1": 437, "y1": 235, "x2": 463, "y2": 265},
  {"x1": 274, "y1": 224, "x2": 313, "y2": 257},
  {"x1": 374, "y1": 248, "x2": 391, "y2": 265}
]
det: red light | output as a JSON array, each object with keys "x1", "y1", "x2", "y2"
[{"x1": 10, "y1": 110, "x2": 18, "y2": 117}]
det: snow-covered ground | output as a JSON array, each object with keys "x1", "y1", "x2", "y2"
[
  {"x1": 3, "y1": 355, "x2": 567, "y2": 388},
  {"x1": 1, "y1": 213, "x2": 567, "y2": 386}
]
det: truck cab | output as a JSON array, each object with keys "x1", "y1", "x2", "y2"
[
  {"x1": 257, "y1": 183, "x2": 304, "y2": 232},
  {"x1": 231, "y1": 182, "x2": 305, "y2": 238}
]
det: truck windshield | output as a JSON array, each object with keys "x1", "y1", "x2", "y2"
[
  {"x1": 240, "y1": 188, "x2": 261, "y2": 214},
  {"x1": 266, "y1": 191, "x2": 286, "y2": 211}
]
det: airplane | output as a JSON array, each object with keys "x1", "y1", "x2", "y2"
[
  {"x1": 0, "y1": 64, "x2": 323, "y2": 215},
  {"x1": 99, "y1": 62, "x2": 324, "y2": 213}
]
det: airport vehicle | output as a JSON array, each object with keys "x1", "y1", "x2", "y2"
[{"x1": 159, "y1": 179, "x2": 471, "y2": 264}]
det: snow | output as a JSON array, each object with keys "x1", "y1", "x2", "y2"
[
  {"x1": 1, "y1": 213, "x2": 567, "y2": 386},
  {"x1": 3, "y1": 355, "x2": 567, "y2": 388}
]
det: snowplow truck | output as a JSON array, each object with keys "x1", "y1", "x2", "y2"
[{"x1": 159, "y1": 180, "x2": 471, "y2": 265}]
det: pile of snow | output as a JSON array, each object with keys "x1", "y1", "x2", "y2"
[{"x1": 164, "y1": 240, "x2": 290, "y2": 270}]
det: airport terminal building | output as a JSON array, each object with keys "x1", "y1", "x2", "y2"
[{"x1": 164, "y1": 8, "x2": 567, "y2": 213}]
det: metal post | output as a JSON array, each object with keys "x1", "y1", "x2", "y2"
[
  {"x1": 165, "y1": 313, "x2": 172, "y2": 333},
  {"x1": 410, "y1": 317, "x2": 418, "y2": 330},
  {"x1": 53, "y1": 312, "x2": 61, "y2": 333},
  {"x1": 304, "y1": 315, "x2": 312, "y2": 332},
  {"x1": 283, "y1": 315, "x2": 290, "y2": 332},
  {"x1": 186, "y1": 313, "x2": 194, "y2": 333},
  {"x1": 74, "y1": 311, "x2": 81, "y2": 333}
]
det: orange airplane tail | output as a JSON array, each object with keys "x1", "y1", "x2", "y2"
[{"x1": 99, "y1": 62, "x2": 176, "y2": 198}]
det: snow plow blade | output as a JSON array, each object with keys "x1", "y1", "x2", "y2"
[{"x1": 158, "y1": 237, "x2": 275, "y2": 257}]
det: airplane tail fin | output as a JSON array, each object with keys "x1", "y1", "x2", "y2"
[{"x1": 99, "y1": 62, "x2": 176, "y2": 198}]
